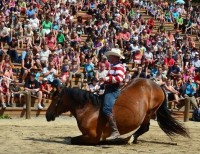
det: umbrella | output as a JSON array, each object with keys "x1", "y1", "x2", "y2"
[{"x1": 175, "y1": 0, "x2": 185, "y2": 4}]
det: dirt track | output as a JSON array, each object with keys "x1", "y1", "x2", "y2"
[{"x1": 0, "y1": 116, "x2": 199, "y2": 154}]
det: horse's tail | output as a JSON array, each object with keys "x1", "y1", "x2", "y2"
[{"x1": 156, "y1": 86, "x2": 190, "y2": 138}]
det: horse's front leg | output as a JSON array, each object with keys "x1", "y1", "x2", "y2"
[{"x1": 71, "y1": 135, "x2": 100, "y2": 145}]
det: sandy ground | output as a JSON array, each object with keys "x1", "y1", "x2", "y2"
[{"x1": 0, "y1": 116, "x2": 200, "y2": 154}]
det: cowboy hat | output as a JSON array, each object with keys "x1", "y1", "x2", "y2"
[{"x1": 105, "y1": 48, "x2": 125, "y2": 59}]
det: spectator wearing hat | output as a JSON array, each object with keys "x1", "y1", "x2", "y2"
[
  {"x1": 40, "y1": 78, "x2": 52, "y2": 101},
  {"x1": 24, "y1": 73, "x2": 43, "y2": 109}
]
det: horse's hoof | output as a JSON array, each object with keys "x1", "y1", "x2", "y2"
[
  {"x1": 132, "y1": 139, "x2": 138, "y2": 144},
  {"x1": 127, "y1": 136, "x2": 134, "y2": 145},
  {"x1": 64, "y1": 137, "x2": 72, "y2": 144}
]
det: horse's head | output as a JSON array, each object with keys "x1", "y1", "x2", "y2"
[{"x1": 46, "y1": 88, "x2": 70, "y2": 122}]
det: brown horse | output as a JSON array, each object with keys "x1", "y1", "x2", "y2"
[{"x1": 46, "y1": 78, "x2": 189, "y2": 145}]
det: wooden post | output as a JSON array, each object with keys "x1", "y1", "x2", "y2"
[
  {"x1": 25, "y1": 91, "x2": 31, "y2": 119},
  {"x1": 184, "y1": 97, "x2": 190, "y2": 122}
]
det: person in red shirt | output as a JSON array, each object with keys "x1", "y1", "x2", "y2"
[
  {"x1": 163, "y1": 51, "x2": 175, "y2": 67},
  {"x1": 45, "y1": 32, "x2": 56, "y2": 51},
  {"x1": 100, "y1": 48, "x2": 126, "y2": 141},
  {"x1": 147, "y1": 17, "x2": 155, "y2": 29},
  {"x1": 40, "y1": 78, "x2": 52, "y2": 101}
]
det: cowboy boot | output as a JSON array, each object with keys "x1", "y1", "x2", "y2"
[{"x1": 106, "y1": 114, "x2": 120, "y2": 141}]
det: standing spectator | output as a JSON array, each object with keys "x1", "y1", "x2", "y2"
[{"x1": 177, "y1": 77, "x2": 199, "y2": 110}]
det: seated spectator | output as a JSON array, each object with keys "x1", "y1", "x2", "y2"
[
  {"x1": 40, "y1": 78, "x2": 52, "y2": 100},
  {"x1": 132, "y1": 65, "x2": 147, "y2": 79},
  {"x1": 163, "y1": 78, "x2": 180, "y2": 104},
  {"x1": 84, "y1": 56, "x2": 95, "y2": 80},
  {"x1": 41, "y1": 16, "x2": 52, "y2": 36},
  {"x1": 3, "y1": 63, "x2": 13, "y2": 80},
  {"x1": 124, "y1": 67, "x2": 132, "y2": 85},
  {"x1": 0, "y1": 54, "x2": 13, "y2": 72},
  {"x1": 168, "y1": 62, "x2": 181, "y2": 79},
  {"x1": 40, "y1": 44, "x2": 51, "y2": 65},
  {"x1": 7, "y1": 42, "x2": 19, "y2": 63},
  {"x1": 42, "y1": 62, "x2": 58, "y2": 84},
  {"x1": 96, "y1": 63, "x2": 108, "y2": 81},
  {"x1": 10, "y1": 79, "x2": 23, "y2": 106},
  {"x1": 52, "y1": 21, "x2": 59, "y2": 36},
  {"x1": 69, "y1": 58, "x2": 84, "y2": 80},
  {"x1": 24, "y1": 26, "x2": 34, "y2": 48},
  {"x1": 20, "y1": 46, "x2": 33, "y2": 61},
  {"x1": 45, "y1": 32, "x2": 57, "y2": 51},
  {"x1": 24, "y1": 73, "x2": 43, "y2": 109},
  {"x1": 58, "y1": 65, "x2": 70, "y2": 86},
  {"x1": 192, "y1": 54, "x2": 200, "y2": 72},
  {"x1": 133, "y1": 49, "x2": 143, "y2": 64},
  {"x1": 56, "y1": 30, "x2": 65, "y2": 45},
  {"x1": 81, "y1": 79, "x2": 89, "y2": 91},
  {"x1": 21, "y1": 54, "x2": 33, "y2": 83},
  {"x1": 89, "y1": 77, "x2": 100, "y2": 93},
  {"x1": 175, "y1": 14, "x2": 183, "y2": 30},
  {"x1": 0, "y1": 22, "x2": 11, "y2": 48},
  {"x1": 0, "y1": 78, "x2": 11, "y2": 108},
  {"x1": 32, "y1": 30, "x2": 42, "y2": 54}
]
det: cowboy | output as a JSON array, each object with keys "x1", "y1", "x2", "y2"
[{"x1": 100, "y1": 48, "x2": 126, "y2": 141}]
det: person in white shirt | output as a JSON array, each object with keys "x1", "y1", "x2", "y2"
[
  {"x1": 29, "y1": 14, "x2": 40, "y2": 30},
  {"x1": 0, "y1": 22, "x2": 11, "y2": 48},
  {"x1": 40, "y1": 44, "x2": 51, "y2": 64},
  {"x1": 144, "y1": 49, "x2": 154, "y2": 64},
  {"x1": 89, "y1": 77, "x2": 100, "y2": 95}
]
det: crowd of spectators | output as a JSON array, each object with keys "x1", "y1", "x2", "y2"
[{"x1": 0, "y1": 0, "x2": 200, "y2": 110}]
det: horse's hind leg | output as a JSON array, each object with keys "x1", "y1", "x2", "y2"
[
  {"x1": 71, "y1": 135, "x2": 99, "y2": 145},
  {"x1": 132, "y1": 121, "x2": 150, "y2": 144}
]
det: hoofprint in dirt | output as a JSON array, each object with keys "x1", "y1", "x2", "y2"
[{"x1": 0, "y1": 116, "x2": 199, "y2": 154}]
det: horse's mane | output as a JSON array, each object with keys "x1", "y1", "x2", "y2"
[{"x1": 62, "y1": 87, "x2": 102, "y2": 108}]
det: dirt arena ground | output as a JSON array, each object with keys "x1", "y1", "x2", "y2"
[{"x1": 0, "y1": 116, "x2": 200, "y2": 154}]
